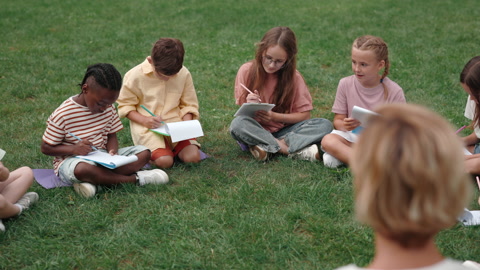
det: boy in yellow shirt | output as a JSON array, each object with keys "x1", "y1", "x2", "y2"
[{"x1": 117, "y1": 38, "x2": 201, "y2": 169}]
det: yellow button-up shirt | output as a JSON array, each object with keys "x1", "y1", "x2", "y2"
[{"x1": 117, "y1": 58, "x2": 200, "y2": 150}]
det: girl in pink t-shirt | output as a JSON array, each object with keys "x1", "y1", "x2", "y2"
[
  {"x1": 321, "y1": 35, "x2": 406, "y2": 168},
  {"x1": 229, "y1": 26, "x2": 333, "y2": 162}
]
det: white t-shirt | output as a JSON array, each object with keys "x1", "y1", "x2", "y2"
[
  {"x1": 335, "y1": 259, "x2": 471, "y2": 270},
  {"x1": 464, "y1": 96, "x2": 480, "y2": 138}
]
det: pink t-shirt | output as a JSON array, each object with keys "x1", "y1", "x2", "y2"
[
  {"x1": 332, "y1": 75, "x2": 406, "y2": 117},
  {"x1": 234, "y1": 61, "x2": 313, "y2": 133}
]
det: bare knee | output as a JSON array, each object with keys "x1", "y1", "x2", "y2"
[
  {"x1": 0, "y1": 196, "x2": 9, "y2": 211},
  {"x1": 181, "y1": 154, "x2": 201, "y2": 164},
  {"x1": 73, "y1": 163, "x2": 97, "y2": 182},
  {"x1": 136, "y1": 150, "x2": 151, "y2": 164},
  {"x1": 321, "y1": 134, "x2": 339, "y2": 152},
  {"x1": 16, "y1": 167, "x2": 34, "y2": 182},
  {"x1": 178, "y1": 146, "x2": 201, "y2": 164},
  {"x1": 154, "y1": 156, "x2": 174, "y2": 169},
  {"x1": 8, "y1": 166, "x2": 34, "y2": 187}
]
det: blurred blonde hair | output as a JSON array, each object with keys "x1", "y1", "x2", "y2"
[{"x1": 351, "y1": 103, "x2": 471, "y2": 248}]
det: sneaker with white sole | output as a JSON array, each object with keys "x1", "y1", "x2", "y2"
[
  {"x1": 73, "y1": 182, "x2": 97, "y2": 198},
  {"x1": 463, "y1": 260, "x2": 480, "y2": 269},
  {"x1": 288, "y1": 144, "x2": 320, "y2": 162},
  {"x1": 249, "y1": 145, "x2": 269, "y2": 161},
  {"x1": 323, "y1": 152, "x2": 343, "y2": 168},
  {"x1": 137, "y1": 169, "x2": 169, "y2": 186},
  {"x1": 16, "y1": 192, "x2": 39, "y2": 211}
]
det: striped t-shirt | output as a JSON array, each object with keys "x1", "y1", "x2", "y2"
[{"x1": 42, "y1": 96, "x2": 123, "y2": 174}]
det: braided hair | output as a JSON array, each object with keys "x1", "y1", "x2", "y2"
[
  {"x1": 353, "y1": 36, "x2": 389, "y2": 100},
  {"x1": 79, "y1": 63, "x2": 122, "y2": 91}
]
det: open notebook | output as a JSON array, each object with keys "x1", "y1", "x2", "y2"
[
  {"x1": 150, "y1": 120, "x2": 204, "y2": 143},
  {"x1": 76, "y1": 151, "x2": 138, "y2": 169},
  {"x1": 234, "y1": 103, "x2": 275, "y2": 118},
  {"x1": 351, "y1": 106, "x2": 379, "y2": 134}
]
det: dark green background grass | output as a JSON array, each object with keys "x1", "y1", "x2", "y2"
[{"x1": 1, "y1": 0, "x2": 479, "y2": 269}]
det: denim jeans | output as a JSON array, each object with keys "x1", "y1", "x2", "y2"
[{"x1": 229, "y1": 115, "x2": 333, "y2": 154}]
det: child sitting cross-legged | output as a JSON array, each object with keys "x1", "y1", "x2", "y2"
[{"x1": 41, "y1": 63, "x2": 168, "y2": 198}]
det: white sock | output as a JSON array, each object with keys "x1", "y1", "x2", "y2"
[{"x1": 14, "y1": 204, "x2": 23, "y2": 215}]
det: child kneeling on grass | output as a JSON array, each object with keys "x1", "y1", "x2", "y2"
[
  {"x1": 116, "y1": 38, "x2": 202, "y2": 169},
  {"x1": 0, "y1": 161, "x2": 38, "y2": 232},
  {"x1": 41, "y1": 63, "x2": 168, "y2": 198}
]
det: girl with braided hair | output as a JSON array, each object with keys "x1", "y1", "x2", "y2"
[
  {"x1": 321, "y1": 35, "x2": 406, "y2": 168},
  {"x1": 41, "y1": 63, "x2": 169, "y2": 198}
]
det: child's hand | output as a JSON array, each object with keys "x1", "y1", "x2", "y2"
[
  {"x1": 246, "y1": 90, "x2": 262, "y2": 103},
  {"x1": 0, "y1": 162, "x2": 10, "y2": 182},
  {"x1": 254, "y1": 110, "x2": 271, "y2": 123},
  {"x1": 108, "y1": 149, "x2": 117, "y2": 156},
  {"x1": 344, "y1": 117, "x2": 361, "y2": 131},
  {"x1": 73, "y1": 140, "x2": 95, "y2": 155},
  {"x1": 144, "y1": 116, "x2": 164, "y2": 129}
]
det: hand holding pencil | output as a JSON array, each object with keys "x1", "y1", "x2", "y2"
[
  {"x1": 140, "y1": 105, "x2": 165, "y2": 129},
  {"x1": 68, "y1": 132, "x2": 98, "y2": 155},
  {"x1": 240, "y1": 83, "x2": 262, "y2": 103}
]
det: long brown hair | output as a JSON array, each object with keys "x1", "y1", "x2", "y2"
[
  {"x1": 460, "y1": 56, "x2": 480, "y2": 128},
  {"x1": 353, "y1": 35, "x2": 389, "y2": 100},
  {"x1": 241, "y1": 26, "x2": 298, "y2": 113}
]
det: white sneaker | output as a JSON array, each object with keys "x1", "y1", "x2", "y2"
[
  {"x1": 459, "y1": 208, "x2": 480, "y2": 226},
  {"x1": 323, "y1": 152, "x2": 343, "y2": 168},
  {"x1": 289, "y1": 145, "x2": 319, "y2": 162},
  {"x1": 16, "y1": 192, "x2": 39, "y2": 211},
  {"x1": 0, "y1": 220, "x2": 4, "y2": 232},
  {"x1": 137, "y1": 169, "x2": 169, "y2": 186},
  {"x1": 73, "y1": 183, "x2": 97, "y2": 198},
  {"x1": 463, "y1": 260, "x2": 480, "y2": 269}
]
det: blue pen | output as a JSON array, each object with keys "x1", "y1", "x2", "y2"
[
  {"x1": 68, "y1": 132, "x2": 98, "y2": 151},
  {"x1": 140, "y1": 105, "x2": 165, "y2": 124}
]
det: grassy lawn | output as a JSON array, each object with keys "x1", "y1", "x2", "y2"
[{"x1": 1, "y1": 0, "x2": 479, "y2": 269}]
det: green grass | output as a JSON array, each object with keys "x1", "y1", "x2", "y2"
[{"x1": 1, "y1": 0, "x2": 480, "y2": 269}]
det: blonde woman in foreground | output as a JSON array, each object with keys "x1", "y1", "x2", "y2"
[{"x1": 335, "y1": 103, "x2": 477, "y2": 270}]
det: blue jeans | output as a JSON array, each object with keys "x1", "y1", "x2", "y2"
[{"x1": 229, "y1": 116, "x2": 333, "y2": 154}]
